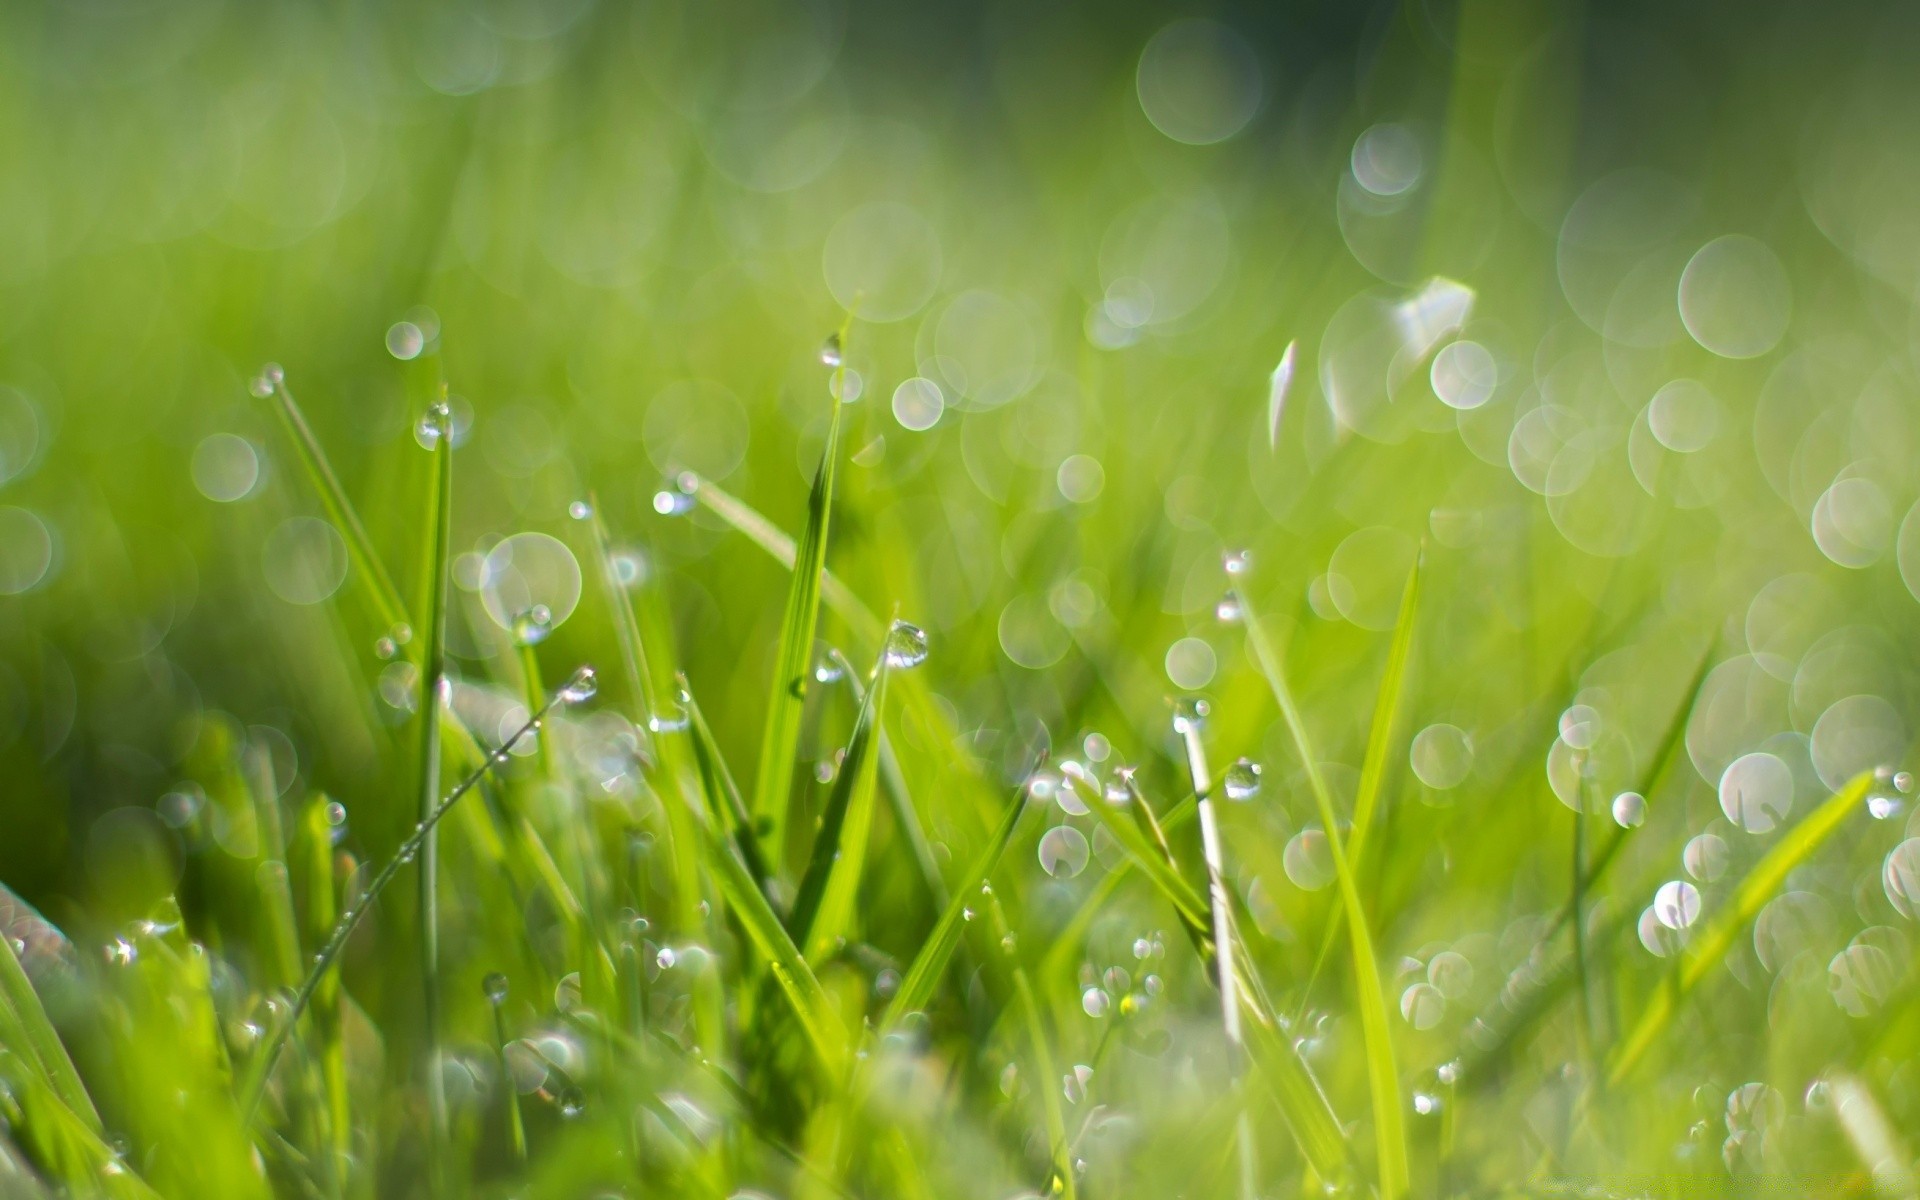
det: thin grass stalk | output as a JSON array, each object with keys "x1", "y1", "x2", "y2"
[{"x1": 414, "y1": 397, "x2": 454, "y2": 1188}]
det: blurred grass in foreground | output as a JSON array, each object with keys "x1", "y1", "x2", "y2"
[{"x1": 3, "y1": 0, "x2": 1920, "y2": 1196}]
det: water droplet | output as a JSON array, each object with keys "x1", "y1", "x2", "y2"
[
  {"x1": 559, "y1": 665, "x2": 598, "y2": 705},
  {"x1": 812, "y1": 655, "x2": 845, "y2": 684},
  {"x1": 647, "y1": 704, "x2": 690, "y2": 734},
  {"x1": 386, "y1": 322, "x2": 425, "y2": 361},
  {"x1": 1410, "y1": 724, "x2": 1474, "y2": 790},
  {"x1": 884, "y1": 620, "x2": 929, "y2": 669},
  {"x1": 1171, "y1": 696, "x2": 1210, "y2": 735},
  {"x1": 1897, "y1": 771, "x2": 1916, "y2": 794},
  {"x1": 1558, "y1": 704, "x2": 1601, "y2": 751},
  {"x1": 1132, "y1": 937, "x2": 1152, "y2": 960},
  {"x1": 1223, "y1": 757, "x2": 1262, "y2": 801},
  {"x1": 820, "y1": 332, "x2": 844, "y2": 368},
  {"x1": 415, "y1": 402, "x2": 452, "y2": 450},
  {"x1": 1081, "y1": 987, "x2": 1111, "y2": 1018},
  {"x1": 568, "y1": 499, "x2": 592, "y2": 521},
  {"x1": 1062, "y1": 1063, "x2": 1093, "y2": 1105},
  {"x1": 1000, "y1": 932, "x2": 1018, "y2": 954},
  {"x1": 1684, "y1": 833, "x2": 1730, "y2": 882},
  {"x1": 374, "y1": 636, "x2": 397, "y2": 660},
  {"x1": 1215, "y1": 591, "x2": 1243, "y2": 623},
  {"x1": 324, "y1": 802, "x2": 348, "y2": 842},
  {"x1": 656, "y1": 946, "x2": 678, "y2": 970},
  {"x1": 482, "y1": 972, "x2": 509, "y2": 1005},
  {"x1": 557, "y1": 1086, "x2": 585, "y2": 1118},
  {"x1": 1436, "y1": 1059, "x2": 1460, "y2": 1086},
  {"x1": 249, "y1": 363, "x2": 284, "y2": 398},
  {"x1": 554, "y1": 971, "x2": 582, "y2": 1013},
  {"x1": 1037, "y1": 826, "x2": 1091, "y2": 879},
  {"x1": 1400, "y1": 981, "x2": 1445, "y2": 1029},
  {"x1": 1654, "y1": 879, "x2": 1702, "y2": 929},
  {"x1": 1412, "y1": 1092, "x2": 1441, "y2": 1116},
  {"x1": 512, "y1": 605, "x2": 553, "y2": 646},
  {"x1": 1612, "y1": 791, "x2": 1647, "y2": 828},
  {"x1": 1222, "y1": 549, "x2": 1251, "y2": 576}
]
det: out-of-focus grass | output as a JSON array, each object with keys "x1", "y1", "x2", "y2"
[{"x1": 3, "y1": 0, "x2": 1920, "y2": 1196}]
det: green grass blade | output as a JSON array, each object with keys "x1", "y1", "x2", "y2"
[
  {"x1": 413, "y1": 397, "x2": 454, "y2": 1176},
  {"x1": 1606, "y1": 770, "x2": 1874, "y2": 1084},
  {"x1": 880, "y1": 784, "x2": 1028, "y2": 1031},
  {"x1": 296, "y1": 798, "x2": 349, "y2": 1191},
  {"x1": 788, "y1": 648, "x2": 891, "y2": 963},
  {"x1": 749, "y1": 321, "x2": 854, "y2": 862},
  {"x1": 682, "y1": 681, "x2": 779, "y2": 903},
  {"x1": 0, "y1": 1053, "x2": 162, "y2": 1200},
  {"x1": 258, "y1": 368, "x2": 410, "y2": 642},
  {"x1": 0, "y1": 909, "x2": 99, "y2": 1134},
  {"x1": 1348, "y1": 552, "x2": 1421, "y2": 868},
  {"x1": 1242, "y1": 593, "x2": 1409, "y2": 1200}
]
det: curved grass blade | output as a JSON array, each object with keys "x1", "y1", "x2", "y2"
[
  {"x1": 0, "y1": 901, "x2": 98, "y2": 1134},
  {"x1": 682, "y1": 681, "x2": 778, "y2": 904},
  {"x1": 1241, "y1": 592, "x2": 1409, "y2": 1200},
  {"x1": 0, "y1": 1052, "x2": 162, "y2": 1200},
  {"x1": 750, "y1": 319, "x2": 854, "y2": 861},
  {"x1": 240, "y1": 675, "x2": 586, "y2": 1119},
  {"x1": 880, "y1": 783, "x2": 1029, "y2": 1031},
  {"x1": 788, "y1": 647, "x2": 890, "y2": 963},
  {"x1": 1606, "y1": 770, "x2": 1874, "y2": 1085},
  {"x1": 296, "y1": 800, "x2": 350, "y2": 1189}
]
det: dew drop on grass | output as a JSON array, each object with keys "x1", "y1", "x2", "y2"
[
  {"x1": 1412, "y1": 1092, "x2": 1441, "y2": 1116},
  {"x1": 554, "y1": 971, "x2": 582, "y2": 1013},
  {"x1": 249, "y1": 363, "x2": 283, "y2": 398},
  {"x1": 1718, "y1": 751, "x2": 1793, "y2": 834},
  {"x1": 1611, "y1": 791, "x2": 1647, "y2": 828},
  {"x1": 648, "y1": 704, "x2": 690, "y2": 734},
  {"x1": 557, "y1": 1086, "x2": 585, "y2": 1118},
  {"x1": 1222, "y1": 548, "x2": 1251, "y2": 575},
  {"x1": 653, "y1": 489, "x2": 694, "y2": 516},
  {"x1": 1898, "y1": 771, "x2": 1916, "y2": 794},
  {"x1": 1828, "y1": 942, "x2": 1896, "y2": 1016},
  {"x1": 374, "y1": 636, "x2": 397, "y2": 660},
  {"x1": 1557, "y1": 704, "x2": 1601, "y2": 750},
  {"x1": 812, "y1": 655, "x2": 845, "y2": 684},
  {"x1": 884, "y1": 620, "x2": 929, "y2": 669},
  {"x1": 1171, "y1": 696, "x2": 1209, "y2": 735},
  {"x1": 1081, "y1": 987, "x2": 1110, "y2": 1018},
  {"x1": 656, "y1": 946, "x2": 678, "y2": 970},
  {"x1": 1427, "y1": 950, "x2": 1473, "y2": 999},
  {"x1": 1037, "y1": 825, "x2": 1091, "y2": 879},
  {"x1": 512, "y1": 605, "x2": 553, "y2": 646},
  {"x1": 415, "y1": 401, "x2": 452, "y2": 450},
  {"x1": 559, "y1": 665, "x2": 597, "y2": 705},
  {"x1": 1062, "y1": 1063, "x2": 1093, "y2": 1105},
  {"x1": 567, "y1": 499, "x2": 592, "y2": 520},
  {"x1": 820, "y1": 332, "x2": 843, "y2": 368},
  {"x1": 1400, "y1": 981, "x2": 1445, "y2": 1030},
  {"x1": 482, "y1": 972, "x2": 509, "y2": 1005},
  {"x1": 1654, "y1": 880, "x2": 1702, "y2": 930},
  {"x1": 1223, "y1": 757, "x2": 1262, "y2": 800},
  {"x1": 1214, "y1": 591, "x2": 1243, "y2": 623}
]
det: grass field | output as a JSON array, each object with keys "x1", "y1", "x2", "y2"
[{"x1": 3, "y1": 0, "x2": 1920, "y2": 1196}]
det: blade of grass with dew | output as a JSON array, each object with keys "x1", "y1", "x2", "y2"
[
  {"x1": 1242, "y1": 591, "x2": 1409, "y2": 1200},
  {"x1": 683, "y1": 682, "x2": 778, "y2": 903},
  {"x1": 296, "y1": 797, "x2": 349, "y2": 1193},
  {"x1": 749, "y1": 318, "x2": 853, "y2": 861},
  {"x1": 788, "y1": 645, "x2": 891, "y2": 963},
  {"x1": 1039, "y1": 793, "x2": 1197, "y2": 984},
  {"x1": 880, "y1": 783, "x2": 1029, "y2": 1030},
  {"x1": 1175, "y1": 709, "x2": 1258, "y2": 1200},
  {"x1": 1606, "y1": 770, "x2": 1874, "y2": 1084},
  {"x1": 829, "y1": 647, "x2": 949, "y2": 915},
  {"x1": 0, "y1": 911, "x2": 99, "y2": 1135},
  {"x1": 413, "y1": 395, "x2": 454, "y2": 1187},
  {"x1": 0, "y1": 1053, "x2": 162, "y2": 1200},
  {"x1": 239, "y1": 679, "x2": 579, "y2": 1119}
]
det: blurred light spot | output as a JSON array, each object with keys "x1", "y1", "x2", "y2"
[
  {"x1": 1719, "y1": 751, "x2": 1792, "y2": 834},
  {"x1": 891, "y1": 377, "x2": 943, "y2": 432},
  {"x1": 823, "y1": 202, "x2": 941, "y2": 323},
  {"x1": 1352, "y1": 124, "x2": 1424, "y2": 196},
  {"x1": 0, "y1": 386, "x2": 41, "y2": 486},
  {"x1": 643, "y1": 382, "x2": 748, "y2": 480},
  {"x1": 191, "y1": 433, "x2": 260, "y2": 502},
  {"x1": 1647, "y1": 379, "x2": 1718, "y2": 452},
  {"x1": 1410, "y1": 723, "x2": 1473, "y2": 789},
  {"x1": 932, "y1": 290, "x2": 1045, "y2": 410},
  {"x1": 1327, "y1": 526, "x2": 1417, "y2": 630},
  {"x1": 999, "y1": 592, "x2": 1070, "y2": 669},
  {"x1": 1056, "y1": 454, "x2": 1104, "y2": 503},
  {"x1": 263, "y1": 517, "x2": 347, "y2": 605},
  {"x1": 1430, "y1": 340, "x2": 1496, "y2": 410},
  {"x1": 1812, "y1": 475, "x2": 1892, "y2": 568},
  {"x1": 1163, "y1": 637, "x2": 1215, "y2": 690},
  {"x1": 386, "y1": 321, "x2": 425, "y2": 360},
  {"x1": 1135, "y1": 19, "x2": 1261, "y2": 145},
  {"x1": 480, "y1": 533, "x2": 583, "y2": 641},
  {"x1": 0, "y1": 507, "x2": 52, "y2": 594},
  {"x1": 1810, "y1": 694, "x2": 1905, "y2": 794},
  {"x1": 1284, "y1": 827, "x2": 1334, "y2": 890},
  {"x1": 1678, "y1": 234, "x2": 1791, "y2": 358}
]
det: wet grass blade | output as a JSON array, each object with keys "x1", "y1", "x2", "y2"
[
  {"x1": 414, "y1": 397, "x2": 455, "y2": 1178},
  {"x1": 880, "y1": 784, "x2": 1029, "y2": 1031},
  {"x1": 788, "y1": 648, "x2": 891, "y2": 963},
  {"x1": 0, "y1": 911, "x2": 99, "y2": 1134},
  {"x1": 259, "y1": 369, "x2": 409, "y2": 642},
  {"x1": 749, "y1": 319, "x2": 854, "y2": 862},
  {"x1": 1242, "y1": 592, "x2": 1409, "y2": 1200},
  {"x1": 1606, "y1": 770, "x2": 1874, "y2": 1084},
  {"x1": 296, "y1": 798, "x2": 350, "y2": 1191}
]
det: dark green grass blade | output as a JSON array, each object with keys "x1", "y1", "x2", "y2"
[
  {"x1": 787, "y1": 649, "x2": 891, "y2": 963},
  {"x1": 1607, "y1": 770, "x2": 1874, "y2": 1084},
  {"x1": 1242, "y1": 593, "x2": 1409, "y2": 1200},
  {"x1": 880, "y1": 784, "x2": 1028, "y2": 1031},
  {"x1": 683, "y1": 682, "x2": 778, "y2": 904},
  {"x1": 0, "y1": 909, "x2": 99, "y2": 1134},
  {"x1": 749, "y1": 323, "x2": 853, "y2": 861}
]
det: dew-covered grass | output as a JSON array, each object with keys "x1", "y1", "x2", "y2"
[{"x1": 5, "y1": 1, "x2": 1920, "y2": 1198}]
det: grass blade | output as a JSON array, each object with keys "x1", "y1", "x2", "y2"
[
  {"x1": 296, "y1": 798, "x2": 350, "y2": 1191},
  {"x1": 749, "y1": 319, "x2": 854, "y2": 862},
  {"x1": 0, "y1": 907, "x2": 99, "y2": 1134},
  {"x1": 1606, "y1": 770, "x2": 1874, "y2": 1084},
  {"x1": 788, "y1": 646, "x2": 891, "y2": 963},
  {"x1": 683, "y1": 681, "x2": 779, "y2": 903},
  {"x1": 1241, "y1": 592, "x2": 1409, "y2": 1200},
  {"x1": 880, "y1": 784, "x2": 1028, "y2": 1031},
  {"x1": 413, "y1": 397, "x2": 455, "y2": 1179}
]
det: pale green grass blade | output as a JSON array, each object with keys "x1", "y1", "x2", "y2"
[
  {"x1": 413, "y1": 398, "x2": 454, "y2": 1177},
  {"x1": 1606, "y1": 770, "x2": 1874, "y2": 1084},
  {"x1": 1242, "y1": 593, "x2": 1409, "y2": 1200},
  {"x1": 0, "y1": 909, "x2": 99, "y2": 1134},
  {"x1": 1348, "y1": 552, "x2": 1422, "y2": 868},
  {"x1": 749, "y1": 321, "x2": 853, "y2": 860},
  {"x1": 296, "y1": 798, "x2": 350, "y2": 1191},
  {"x1": 258, "y1": 368, "x2": 410, "y2": 642},
  {"x1": 880, "y1": 784, "x2": 1028, "y2": 1031},
  {"x1": 788, "y1": 649, "x2": 891, "y2": 963}
]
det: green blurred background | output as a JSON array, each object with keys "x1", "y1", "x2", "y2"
[{"x1": 5, "y1": 0, "x2": 1920, "y2": 1190}]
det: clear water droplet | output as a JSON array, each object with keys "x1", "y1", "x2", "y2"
[
  {"x1": 647, "y1": 704, "x2": 690, "y2": 734},
  {"x1": 568, "y1": 499, "x2": 592, "y2": 521},
  {"x1": 1412, "y1": 1091, "x2": 1442, "y2": 1116},
  {"x1": 652, "y1": 489, "x2": 694, "y2": 516},
  {"x1": 812, "y1": 655, "x2": 845, "y2": 684},
  {"x1": 884, "y1": 620, "x2": 929, "y2": 669},
  {"x1": 1222, "y1": 549, "x2": 1251, "y2": 576},
  {"x1": 1062, "y1": 1063, "x2": 1093, "y2": 1105},
  {"x1": 415, "y1": 401, "x2": 452, "y2": 450},
  {"x1": 1171, "y1": 696, "x2": 1210, "y2": 735},
  {"x1": 1215, "y1": 591, "x2": 1243, "y2": 623},
  {"x1": 1000, "y1": 932, "x2": 1017, "y2": 954},
  {"x1": 559, "y1": 665, "x2": 598, "y2": 705},
  {"x1": 374, "y1": 636, "x2": 397, "y2": 660},
  {"x1": 1612, "y1": 791, "x2": 1646, "y2": 828},
  {"x1": 557, "y1": 1086, "x2": 584, "y2": 1118},
  {"x1": 512, "y1": 605, "x2": 553, "y2": 646},
  {"x1": 656, "y1": 946, "x2": 678, "y2": 970},
  {"x1": 1081, "y1": 987, "x2": 1111, "y2": 1018},
  {"x1": 1223, "y1": 757, "x2": 1262, "y2": 801},
  {"x1": 482, "y1": 972, "x2": 509, "y2": 1005},
  {"x1": 820, "y1": 332, "x2": 844, "y2": 368},
  {"x1": 249, "y1": 363, "x2": 284, "y2": 398},
  {"x1": 1897, "y1": 771, "x2": 1916, "y2": 794},
  {"x1": 324, "y1": 800, "x2": 347, "y2": 831}
]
